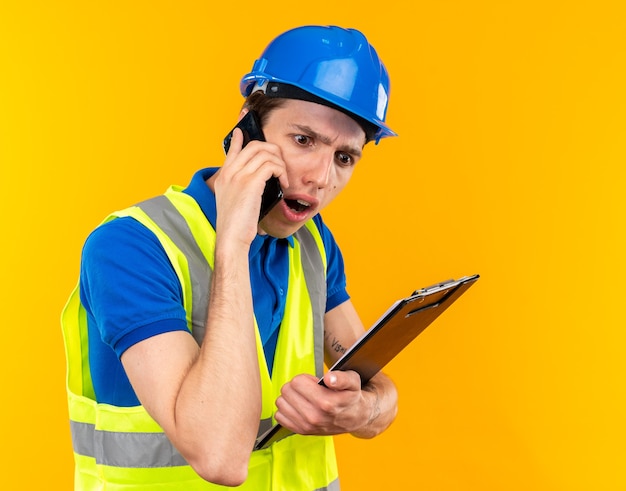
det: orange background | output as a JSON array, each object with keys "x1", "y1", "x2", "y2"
[{"x1": 2, "y1": 1, "x2": 625, "y2": 489}]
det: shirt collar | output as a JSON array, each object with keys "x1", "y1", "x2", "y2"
[{"x1": 183, "y1": 167, "x2": 295, "y2": 251}]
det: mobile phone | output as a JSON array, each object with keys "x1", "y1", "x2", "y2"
[{"x1": 223, "y1": 111, "x2": 283, "y2": 221}]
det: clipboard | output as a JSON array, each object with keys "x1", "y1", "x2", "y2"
[{"x1": 254, "y1": 274, "x2": 480, "y2": 450}]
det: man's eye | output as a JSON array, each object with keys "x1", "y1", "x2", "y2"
[
  {"x1": 294, "y1": 135, "x2": 310, "y2": 145},
  {"x1": 336, "y1": 153, "x2": 353, "y2": 166}
]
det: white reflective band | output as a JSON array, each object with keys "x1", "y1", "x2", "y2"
[
  {"x1": 316, "y1": 479, "x2": 340, "y2": 491},
  {"x1": 137, "y1": 194, "x2": 326, "y2": 377},
  {"x1": 70, "y1": 417, "x2": 276, "y2": 467},
  {"x1": 293, "y1": 224, "x2": 326, "y2": 379},
  {"x1": 70, "y1": 420, "x2": 187, "y2": 467},
  {"x1": 137, "y1": 195, "x2": 210, "y2": 344}
]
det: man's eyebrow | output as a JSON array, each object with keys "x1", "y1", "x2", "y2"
[{"x1": 291, "y1": 124, "x2": 363, "y2": 158}]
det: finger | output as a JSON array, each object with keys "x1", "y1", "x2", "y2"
[
  {"x1": 225, "y1": 142, "x2": 283, "y2": 181},
  {"x1": 224, "y1": 127, "x2": 245, "y2": 157},
  {"x1": 277, "y1": 375, "x2": 319, "y2": 412},
  {"x1": 322, "y1": 370, "x2": 362, "y2": 392},
  {"x1": 275, "y1": 392, "x2": 316, "y2": 434}
]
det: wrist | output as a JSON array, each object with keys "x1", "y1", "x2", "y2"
[
  {"x1": 364, "y1": 384, "x2": 381, "y2": 426},
  {"x1": 214, "y1": 235, "x2": 250, "y2": 264}
]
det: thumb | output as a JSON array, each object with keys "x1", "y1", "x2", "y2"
[{"x1": 322, "y1": 370, "x2": 361, "y2": 391}]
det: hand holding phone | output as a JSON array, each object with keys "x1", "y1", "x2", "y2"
[{"x1": 223, "y1": 111, "x2": 283, "y2": 221}]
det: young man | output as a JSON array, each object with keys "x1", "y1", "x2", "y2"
[{"x1": 62, "y1": 25, "x2": 399, "y2": 490}]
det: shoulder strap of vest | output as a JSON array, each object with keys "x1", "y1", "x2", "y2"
[
  {"x1": 135, "y1": 192, "x2": 328, "y2": 372},
  {"x1": 135, "y1": 193, "x2": 211, "y2": 344},
  {"x1": 293, "y1": 222, "x2": 327, "y2": 378}
]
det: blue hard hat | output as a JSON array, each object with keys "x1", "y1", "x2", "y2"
[{"x1": 240, "y1": 25, "x2": 397, "y2": 143}]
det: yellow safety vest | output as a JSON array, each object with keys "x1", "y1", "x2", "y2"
[{"x1": 61, "y1": 185, "x2": 340, "y2": 490}]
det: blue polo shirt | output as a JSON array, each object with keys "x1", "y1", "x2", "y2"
[{"x1": 79, "y1": 168, "x2": 349, "y2": 406}]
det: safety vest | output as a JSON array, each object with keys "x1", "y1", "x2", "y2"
[{"x1": 61, "y1": 185, "x2": 340, "y2": 490}]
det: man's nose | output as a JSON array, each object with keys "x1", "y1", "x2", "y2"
[{"x1": 305, "y1": 152, "x2": 334, "y2": 189}]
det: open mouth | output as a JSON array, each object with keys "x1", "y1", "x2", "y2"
[{"x1": 284, "y1": 198, "x2": 312, "y2": 213}]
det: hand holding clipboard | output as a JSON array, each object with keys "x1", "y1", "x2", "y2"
[{"x1": 254, "y1": 274, "x2": 480, "y2": 450}]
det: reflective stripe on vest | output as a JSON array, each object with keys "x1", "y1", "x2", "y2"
[
  {"x1": 136, "y1": 193, "x2": 326, "y2": 379},
  {"x1": 61, "y1": 186, "x2": 339, "y2": 490},
  {"x1": 137, "y1": 194, "x2": 211, "y2": 345}
]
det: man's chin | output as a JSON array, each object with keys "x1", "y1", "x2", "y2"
[{"x1": 258, "y1": 218, "x2": 300, "y2": 239}]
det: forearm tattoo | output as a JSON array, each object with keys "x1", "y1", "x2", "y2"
[{"x1": 325, "y1": 332, "x2": 347, "y2": 355}]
